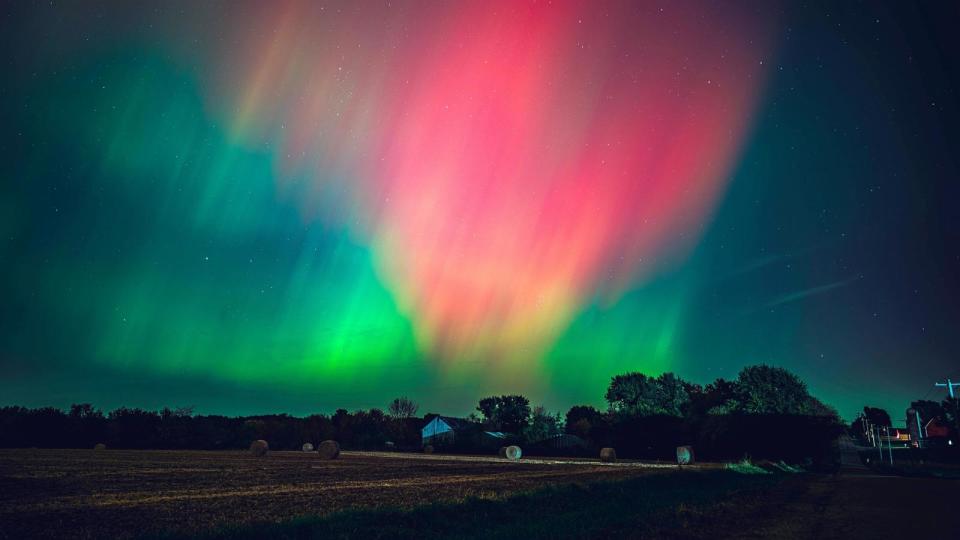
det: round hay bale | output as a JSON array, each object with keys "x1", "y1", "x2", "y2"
[
  {"x1": 600, "y1": 447, "x2": 617, "y2": 462},
  {"x1": 302, "y1": 443, "x2": 315, "y2": 452},
  {"x1": 676, "y1": 445, "x2": 695, "y2": 465},
  {"x1": 93, "y1": 443, "x2": 107, "y2": 451},
  {"x1": 423, "y1": 444, "x2": 434, "y2": 454},
  {"x1": 249, "y1": 439, "x2": 269, "y2": 457},
  {"x1": 317, "y1": 440, "x2": 340, "y2": 460},
  {"x1": 503, "y1": 445, "x2": 522, "y2": 460}
]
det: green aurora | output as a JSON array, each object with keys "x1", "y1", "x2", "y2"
[{"x1": 2, "y1": 2, "x2": 959, "y2": 421}]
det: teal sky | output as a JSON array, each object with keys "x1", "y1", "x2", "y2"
[{"x1": 2, "y1": 2, "x2": 958, "y2": 422}]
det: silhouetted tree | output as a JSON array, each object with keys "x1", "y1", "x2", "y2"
[
  {"x1": 160, "y1": 406, "x2": 194, "y2": 419},
  {"x1": 733, "y1": 365, "x2": 809, "y2": 415},
  {"x1": 388, "y1": 397, "x2": 419, "y2": 418},
  {"x1": 477, "y1": 395, "x2": 531, "y2": 433},
  {"x1": 67, "y1": 403, "x2": 106, "y2": 448},
  {"x1": 0, "y1": 364, "x2": 842, "y2": 463},
  {"x1": 862, "y1": 406, "x2": 891, "y2": 427},
  {"x1": 0, "y1": 405, "x2": 427, "y2": 452},
  {"x1": 687, "y1": 378, "x2": 738, "y2": 416},
  {"x1": 108, "y1": 408, "x2": 160, "y2": 448},
  {"x1": 565, "y1": 405, "x2": 601, "y2": 437},
  {"x1": 69, "y1": 403, "x2": 99, "y2": 420},
  {"x1": 523, "y1": 406, "x2": 562, "y2": 443},
  {"x1": 605, "y1": 372, "x2": 689, "y2": 417},
  {"x1": 802, "y1": 396, "x2": 839, "y2": 419},
  {"x1": 302, "y1": 414, "x2": 335, "y2": 446},
  {"x1": 909, "y1": 400, "x2": 945, "y2": 425},
  {"x1": 940, "y1": 397, "x2": 960, "y2": 431},
  {"x1": 352, "y1": 409, "x2": 388, "y2": 448}
]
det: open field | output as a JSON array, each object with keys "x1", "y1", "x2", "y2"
[
  {"x1": 5, "y1": 447, "x2": 955, "y2": 539},
  {"x1": 0, "y1": 448, "x2": 694, "y2": 539}
]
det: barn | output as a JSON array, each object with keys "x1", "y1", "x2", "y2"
[{"x1": 421, "y1": 416, "x2": 477, "y2": 447}]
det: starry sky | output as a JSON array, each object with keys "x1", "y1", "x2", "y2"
[{"x1": 2, "y1": 1, "x2": 958, "y2": 421}]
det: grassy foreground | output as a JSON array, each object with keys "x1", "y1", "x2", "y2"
[{"x1": 178, "y1": 469, "x2": 785, "y2": 540}]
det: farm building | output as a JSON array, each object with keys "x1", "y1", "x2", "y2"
[
  {"x1": 421, "y1": 416, "x2": 516, "y2": 450},
  {"x1": 925, "y1": 417, "x2": 952, "y2": 439},
  {"x1": 534, "y1": 433, "x2": 588, "y2": 450},
  {"x1": 421, "y1": 416, "x2": 477, "y2": 447},
  {"x1": 481, "y1": 431, "x2": 509, "y2": 448},
  {"x1": 527, "y1": 433, "x2": 590, "y2": 456}
]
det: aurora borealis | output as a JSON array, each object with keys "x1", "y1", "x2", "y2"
[{"x1": 2, "y1": 1, "x2": 959, "y2": 420}]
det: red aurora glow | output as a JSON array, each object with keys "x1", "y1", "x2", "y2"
[{"x1": 215, "y1": 1, "x2": 775, "y2": 368}]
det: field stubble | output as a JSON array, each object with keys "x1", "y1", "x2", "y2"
[{"x1": 0, "y1": 448, "x2": 671, "y2": 539}]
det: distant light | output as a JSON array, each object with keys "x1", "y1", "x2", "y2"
[{"x1": 949, "y1": 440, "x2": 954, "y2": 446}]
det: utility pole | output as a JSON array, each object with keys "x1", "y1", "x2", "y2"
[
  {"x1": 885, "y1": 426, "x2": 893, "y2": 465},
  {"x1": 875, "y1": 425, "x2": 882, "y2": 460},
  {"x1": 914, "y1": 409, "x2": 925, "y2": 448},
  {"x1": 935, "y1": 378, "x2": 960, "y2": 398}
]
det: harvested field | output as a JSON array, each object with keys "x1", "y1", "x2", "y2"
[{"x1": 0, "y1": 449, "x2": 671, "y2": 539}]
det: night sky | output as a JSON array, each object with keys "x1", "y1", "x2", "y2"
[{"x1": 2, "y1": 1, "x2": 958, "y2": 421}]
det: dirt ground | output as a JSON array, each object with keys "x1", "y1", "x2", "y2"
[
  {"x1": 708, "y1": 437, "x2": 960, "y2": 540},
  {"x1": 0, "y1": 448, "x2": 663, "y2": 539},
  {"x1": 711, "y1": 470, "x2": 960, "y2": 540},
  {"x1": 3, "y1": 446, "x2": 954, "y2": 539}
]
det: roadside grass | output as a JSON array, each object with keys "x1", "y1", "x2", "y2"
[
  {"x1": 772, "y1": 461, "x2": 805, "y2": 473},
  {"x1": 724, "y1": 458, "x2": 771, "y2": 475},
  {"x1": 175, "y1": 469, "x2": 786, "y2": 540}
]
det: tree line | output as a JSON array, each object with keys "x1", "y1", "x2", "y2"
[
  {"x1": 563, "y1": 365, "x2": 841, "y2": 464},
  {"x1": 0, "y1": 404, "x2": 425, "y2": 452},
  {"x1": 0, "y1": 364, "x2": 843, "y2": 463}
]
